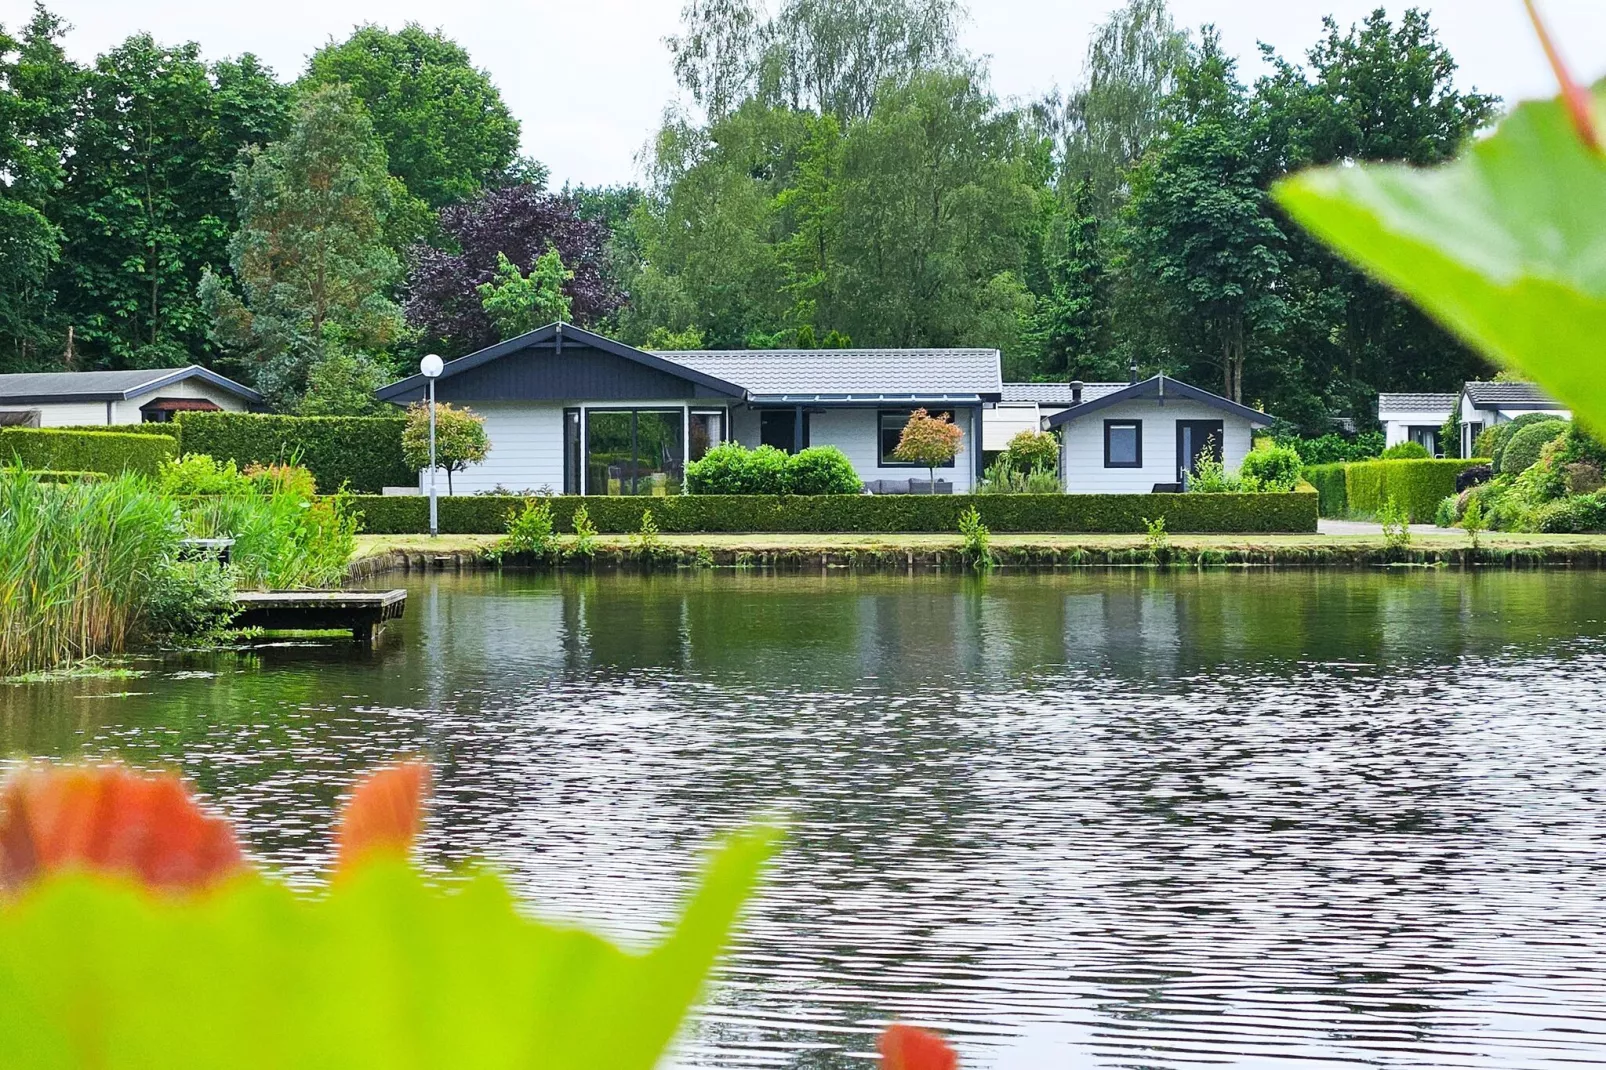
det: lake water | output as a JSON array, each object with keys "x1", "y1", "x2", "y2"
[{"x1": 4, "y1": 569, "x2": 1606, "y2": 1068}]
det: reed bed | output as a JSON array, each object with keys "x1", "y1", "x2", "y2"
[{"x1": 0, "y1": 469, "x2": 180, "y2": 677}]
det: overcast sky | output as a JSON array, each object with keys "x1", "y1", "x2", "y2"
[{"x1": 5, "y1": 0, "x2": 1604, "y2": 188}]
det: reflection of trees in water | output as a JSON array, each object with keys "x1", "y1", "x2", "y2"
[{"x1": 3, "y1": 570, "x2": 1606, "y2": 1064}]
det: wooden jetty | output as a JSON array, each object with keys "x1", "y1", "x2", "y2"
[{"x1": 230, "y1": 590, "x2": 407, "y2": 645}]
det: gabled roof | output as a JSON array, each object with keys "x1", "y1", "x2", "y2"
[
  {"x1": 1462, "y1": 381, "x2": 1563, "y2": 410},
  {"x1": 1002, "y1": 382, "x2": 1127, "y2": 406},
  {"x1": 1378, "y1": 393, "x2": 1457, "y2": 415},
  {"x1": 0, "y1": 366, "x2": 262, "y2": 405},
  {"x1": 374, "y1": 322, "x2": 748, "y2": 403},
  {"x1": 1044, "y1": 375, "x2": 1274, "y2": 429},
  {"x1": 374, "y1": 324, "x2": 1004, "y2": 405},
  {"x1": 663, "y1": 347, "x2": 1002, "y2": 402}
]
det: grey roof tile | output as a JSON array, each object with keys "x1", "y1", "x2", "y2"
[
  {"x1": 1463, "y1": 381, "x2": 1562, "y2": 408},
  {"x1": 0, "y1": 366, "x2": 260, "y2": 403},
  {"x1": 664, "y1": 348, "x2": 1002, "y2": 397},
  {"x1": 1002, "y1": 382, "x2": 1128, "y2": 405},
  {"x1": 1377, "y1": 393, "x2": 1457, "y2": 414}
]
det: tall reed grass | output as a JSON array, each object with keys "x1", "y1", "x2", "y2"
[{"x1": 0, "y1": 468, "x2": 180, "y2": 676}]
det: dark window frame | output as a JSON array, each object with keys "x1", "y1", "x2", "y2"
[
  {"x1": 582, "y1": 406, "x2": 687, "y2": 496},
  {"x1": 1104, "y1": 419, "x2": 1143, "y2": 469},
  {"x1": 878, "y1": 409, "x2": 958, "y2": 468}
]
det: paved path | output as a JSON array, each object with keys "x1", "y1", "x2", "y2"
[{"x1": 1318, "y1": 519, "x2": 1435, "y2": 536}]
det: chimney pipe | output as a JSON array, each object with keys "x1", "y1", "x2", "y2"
[
  {"x1": 1070, "y1": 380, "x2": 1084, "y2": 405},
  {"x1": 1129, "y1": 360, "x2": 1139, "y2": 385}
]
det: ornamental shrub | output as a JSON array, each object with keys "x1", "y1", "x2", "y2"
[
  {"x1": 892, "y1": 408, "x2": 963, "y2": 491},
  {"x1": 1498, "y1": 419, "x2": 1568, "y2": 476},
  {"x1": 1276, "y1": 431, "x2": 1383, "y2": 465},
  {"x1": 1003, "y1": 430, "x2": 1059, "y2": 473},
  {"x1": 1535, "y1": 492, "x2": 1606, "y2": 533},
  {"x1": 1491, "y1": 413, "x2": 1564, "y2": 473},
  {"x1": 1239, "y1": 443, "x2": 1302, "y2": 492},
  {"x1": 0, "y1": 428, "x2": 176, "y2": 478},
  {"x1": 401, "y1": 402, "x2": 489, "y2": 495},
  {"x1": 176, "y1": 412, "x2": 410, "y2": 493},
  {"x1": 1380, "y1": 441, "x2": 1430, "y2": 460},
  {"x1": 1472, "y1": 424, "x2": 1504, "y2": 460},
  {"x1": 685, "y1": 443, "x2": 753, "y2": 494},
  {"x1": 784, "y1": 447, "x2": 862, "y2": 495}
]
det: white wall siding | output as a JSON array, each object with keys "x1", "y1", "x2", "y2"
[
  {"x1": 435, "y1": 401, "x2": 565, "y2": 494},
  {"x1": 806, "y1": 407, "x2": 979, "y2": 491},
  {"x1": 1059, "y1": 399, "x2": 1255, "y2": 494},
  {"x1": 984, "y1": 403, "x2": 1040, "y2": 452},
  {"x1": 1383, "y1": 411, "x2": 1451, "y2": 448},
  {"x1": 0, "y1": 401, "x2": 111, "y2": 427}
]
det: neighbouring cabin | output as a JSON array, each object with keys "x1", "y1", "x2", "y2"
[
  {"x1": 1378, "y1": 393, "x2": 1457, "y2": 456},
  {"x1": 0, "y1": 367, "x2": 262, "y2": 428},
  {"x1": 374, "y1": 323, "x2": 1002, "y2": 495},
  {"x1": 1044, "y1": 375, "x2": 1274, "y2": 494},
  {"x1": 1457, "y1": 381, "x2": 1570, "y2": 457}
]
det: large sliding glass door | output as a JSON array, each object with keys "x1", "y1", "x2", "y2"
[{"x1": 582, "y1": 409, "x2": 687, "y2": 496}]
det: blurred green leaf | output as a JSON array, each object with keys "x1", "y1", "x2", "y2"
[
  {"x1": 0, "y1": 825, "x2": 780, "y2": 1069},
  {"x1": 1273, "y1": 87, "x2": 1606, "y2": 429}
]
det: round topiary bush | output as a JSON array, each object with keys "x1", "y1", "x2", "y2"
[
  {"x1": 1492, "y1": 413, "x2": 1563, "y2": 472},
  {"x1": 1004, "y1": 430, "x2": 1060, "y2": 473},
  {"x1": 686, "y1": 442, "x2": 754, "y2": 494},
  {"x1": 785, "y1": 446, "x2": 863, "y2": 495},
  {"x1": 1498, "y1": 419, "x2": 1568, "y2": 476},
  {"x1": 1239, "y1": 443, "x2": 1302, "y2": 491},
  {"x1": 1381, "y1": 440, "x2": 1431, "y2": 460}
]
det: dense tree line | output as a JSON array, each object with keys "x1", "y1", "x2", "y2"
[{"x1": 0, "y1": 0, "x2": 1499, "y2": 429}]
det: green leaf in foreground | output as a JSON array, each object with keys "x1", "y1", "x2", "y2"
[
  {"x1": 0, "y1": 825, "x2": 781, "y2": 1069},
  {"x1": 1273, "y1": 87, "x2": 1606, "y2": 429}
]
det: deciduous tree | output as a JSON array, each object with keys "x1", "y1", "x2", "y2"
[
  {"x1": 401, "y1": 400, "x2": 488, "y2": 494},
  {"x1": 892, "y1": 407, "x2": 963, "y2": 491}
]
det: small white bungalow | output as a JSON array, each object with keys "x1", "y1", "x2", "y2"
[
  {"x1": 1458, "y1": 381, "x2": 1570, "y2": 457},
  {"x1": 1044, "y1": 374, "x2": 1274, "y2": 493},
  {"x1": 1378, "y1": 393, "x2": 1456, "y2": 456},
  {"x1": 375, "y1": 323, "x2": 1003, "y2": 494},
  {"x1": 0, "y1": 366, "x2": 261, "y2": 427}
]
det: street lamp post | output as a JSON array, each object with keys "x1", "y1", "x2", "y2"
[{"x1": 420, "y1": 354, "x2": 444, "y2": 538}]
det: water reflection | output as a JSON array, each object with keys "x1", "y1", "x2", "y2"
[{"x1": 4, "y1": 570, "x2": 1606, "y2": 1068}]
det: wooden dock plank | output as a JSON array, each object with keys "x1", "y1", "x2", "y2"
[{"x1": 230, "y1": 590, "x2": 407, "y2": 644}]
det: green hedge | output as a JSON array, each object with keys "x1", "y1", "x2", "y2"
[
  {"x1": 0, "y1": 428, "x2": 176, "y2": 478},
  {"x1": 1344, "y1": 459, "x2": 1484, "y2": 522},
  {"x1": 348, "y1": 491, "x2": 1318, "y2": 536},
  {"x1": 55, "y1": 423, "x2": 181, "y2": 440},
  {"x1": 176, "y1": 412, "x2": 410, "y2": 494},
  {"x1": 1303, "y1": 464, "x2": 1349, "y2": 516}
]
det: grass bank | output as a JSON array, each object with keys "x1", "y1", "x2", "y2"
[{"x1": 350, "y1": 530, "x2": 1606, "y2": 577}]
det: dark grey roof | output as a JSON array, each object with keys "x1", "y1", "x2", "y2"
[
  {"x1": 1002, "y1": 382, "x2": 1127, "y2": 405},
  {"x1": 1044, "y1": 375, "x2": 1274, "y2": 429},
  {"x1": 374, "y1": 322, "x2": 1004, "y2": 405},
  {"x1": 1378, "y1": 393, "x2": 1457, "y2": 415},
  {"x1": 0, "y1": 366, "x2": 261, "y2": 404},
  {"x1": 375, "y1": 322, "x2": 748, "y2": 403},
  {"x1": 667, "y1": 347, "x2": 1002, "y2": 401},
  {"x1": 1462, "y1": 381, "x2": 1563, "y2": 409}
]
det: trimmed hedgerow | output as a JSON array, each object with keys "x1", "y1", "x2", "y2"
[
  {"x1": 175, "y1": 412, "x2": 410, "y2": 494},
  {"x1": 348, "y1": 491, "x2": 1318, "y2": 536},
  {"x1": 55, "y1": 423, "x2": 182, "y2": 441},
  {"x1": 0, "y1": 428, "x2": 176, "y2": 478},
  {"x1": 1345, "y1": 459, "x2": 1485, "y2": 523},
  {"x1": 1303, "y1": 463, "x2": 1349, "y2": 516}
]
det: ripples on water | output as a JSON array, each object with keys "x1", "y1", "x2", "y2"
[{"x1": 4, "y1": 570, "x2": 1606, "y2": 1068}]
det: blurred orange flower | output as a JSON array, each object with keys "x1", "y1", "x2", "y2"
[
  {"x1": 879, "y1": 1024, "x2": 959, "y2": 1070},
  {"x1": 0, "y1": 765, "x2": 244, "y2": 893}
]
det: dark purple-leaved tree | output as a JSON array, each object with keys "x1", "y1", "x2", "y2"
[{"x1": 404, "y1": 185, "x2": 622, "y2": 355}]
